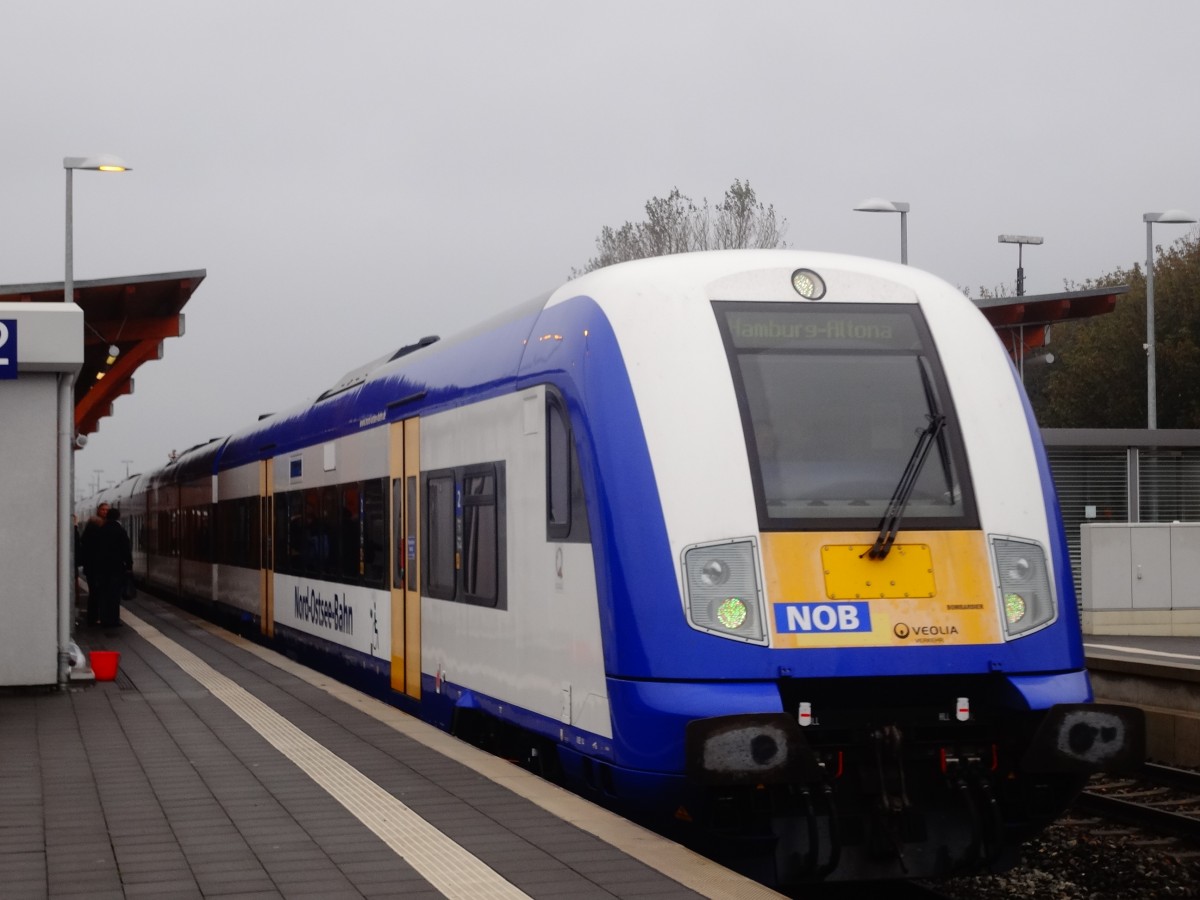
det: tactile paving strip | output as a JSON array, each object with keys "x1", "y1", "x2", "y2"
[{"x1": 125, "y1": 610, "x2": 530, "y2": 900}]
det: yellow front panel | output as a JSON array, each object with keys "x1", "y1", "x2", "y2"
[{"x1": 763, "y1": 531, "x2": 1000, "y2": 648}]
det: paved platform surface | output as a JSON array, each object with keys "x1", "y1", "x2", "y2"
[
  {"x1": 1083, "y1": 633, "x2": 1200, "y2": 669},
  {"x1": 0, "y1": 594, "x2": 782, "y2": 900}
]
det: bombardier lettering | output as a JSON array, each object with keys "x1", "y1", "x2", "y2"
[
  {"x1": 294, "y1": 585, "x2": 354, "y2": 635},
  {"x1": 774, "y1": 602, "x2": 872, "y2": 634}
]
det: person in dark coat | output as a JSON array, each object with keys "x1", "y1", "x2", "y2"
[
  {"x1": 93, "y1": 507, "x2": 133, "y2": 627},
  {"x1": 79, "y1": 502, "x2": 110, "y2": 626}
]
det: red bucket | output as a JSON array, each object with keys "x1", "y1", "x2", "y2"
[{"x1": 89, "y1": 651, "x2": 121, "y2": 682}]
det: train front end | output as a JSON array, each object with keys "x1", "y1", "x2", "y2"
[{"x1": 572, "y1": 252, "x2": 1143, "y2": 883}]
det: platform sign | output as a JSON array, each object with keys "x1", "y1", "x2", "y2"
[{"x1": 0, "y1": 319, "x2": 16, "y2": 380}]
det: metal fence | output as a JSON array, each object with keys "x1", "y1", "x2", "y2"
[{"x1": 1043, "y1": 429, "x2": 1200, "y2": 607}]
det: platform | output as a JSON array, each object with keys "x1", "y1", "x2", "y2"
[
  {"x1": 1083, "y1": 633, "x2": 1200, "y2": 670},
  {"x1": 0, "y1": 594, "x2": 782, "y2": 900}
]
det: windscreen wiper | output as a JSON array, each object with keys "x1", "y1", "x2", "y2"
[{"x1": 866, "y1": 358, "x2": 947, "y2": 560}]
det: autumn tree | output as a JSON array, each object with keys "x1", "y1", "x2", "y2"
[
  {"x1": 574, "y1": 179, "x2": 787, "y2": 275},
  {"x1": 1025, "y1": 231, "x2": 1200, "y2": 428}
]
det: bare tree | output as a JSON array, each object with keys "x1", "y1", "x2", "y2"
[{"x1": 574, "y1": 180, "x2": 787, "y2": 275}]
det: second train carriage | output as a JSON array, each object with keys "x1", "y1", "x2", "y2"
[{"x1": 87, "y1": 250, "x2": 1142, "y2": 884}]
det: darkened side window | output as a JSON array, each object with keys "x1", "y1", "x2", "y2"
[
  {"x1": 546, "y1": 391, "x2": 590, "y2": 543},
  {"x1": 216, "y1": 497, "x2": 260, "y2": 569},
  {"x1": 361, "y1": 478, "x2": 387, "y2": 586},
  {"x1": 547, "y1": 395, "x2": 571, "y2": 539},
  {"x1": 462, "y1": 464, "x2": 504, "y2": 607},
  {"x1": 424, "y1": 472, "x2": 456, "y2": 599},
  {"x1": 423, "y1": 462, "x2": 507, "y2": 608},
  {"x1": 275, "y1": 492, "x2": 292, "y2": 575}
]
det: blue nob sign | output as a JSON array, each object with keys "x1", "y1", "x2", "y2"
[{"x1": 0, "y1": 319, "x2": 16, "y2": 380}]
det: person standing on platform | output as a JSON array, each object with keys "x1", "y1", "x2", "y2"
[
  {"x1": 79, "y1": 502, "x2": 110, "y2": 626},
  {"x1": 94, "y1": 507, "x2": 133, "y2": 627}
]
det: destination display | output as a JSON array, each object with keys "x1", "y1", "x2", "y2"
[{"x1": 723, "y1": 306, "x2": 920, "y2": 352}]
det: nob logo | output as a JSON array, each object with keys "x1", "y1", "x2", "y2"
[
  {"x1": 774, "y1": 602, "x2": 871, "y2": 634},
  {"x1": 894, "y1": 622, "x2": 911, "y2": 639}
]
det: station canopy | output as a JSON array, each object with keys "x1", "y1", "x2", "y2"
[
  {"x1": 0, "y1": 269, "x2": 205, "y2": 437},
  {"x1": 973, "y1": 285, "x2": 1130, "y2": 363}
]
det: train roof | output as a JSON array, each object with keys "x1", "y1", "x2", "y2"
[{"x1": 141, "y1": 250, "x2": 1126, "y2": 483}]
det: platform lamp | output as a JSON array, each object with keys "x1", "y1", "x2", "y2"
[
  {"x1": 998, "y1": 234, "x2": 1045, "y2": 383},
  {"x1": 64, "y1": 155, "x2": 131, "y2": 306},
  {"x1": 1144, "y1": 209, "x2": 1196, "y2": 429},
  {"x1": 59, "y1": 154, "x2": 131, "y2": 684},
  {"x1": 854, "y1": 198, "x2": 910, "y2": 264}
]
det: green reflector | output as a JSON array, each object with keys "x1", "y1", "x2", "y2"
[{"x1": 716, "y1": 597, "x2": 748, "y2": 629}]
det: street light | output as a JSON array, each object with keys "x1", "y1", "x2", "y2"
[
  {"x1": 998, "y1": 234, "x2": 1044, "y2": 297},
  {"x1": 854, "y1": 198, "x2": 910, "y2": 264},
  {"x1": 998, "y1": 234, "x2": 1045, "y2": 384},
  {"x1": 59, "y1": 154, "x2": 130, "y2": 685},
  {"x1": 1143, "y1": 209, "x2": 1196, "y2": 429},
  {"x1": 64, "y1": 155, "x2": 131, "y2": 305}
]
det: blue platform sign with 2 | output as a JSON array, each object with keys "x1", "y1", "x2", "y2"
[{"x1": 0, "y1": 319, "x2": 16, "y2": 380}]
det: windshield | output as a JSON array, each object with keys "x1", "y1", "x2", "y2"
[{"x1": 715, "y1": 303, "x2": 974, "y2": 531}]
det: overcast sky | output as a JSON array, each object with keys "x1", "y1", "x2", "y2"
[{"x1": 3, "y1": 1, "x2": 1197, "y2": 495}]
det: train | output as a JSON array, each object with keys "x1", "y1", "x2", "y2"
[{"x1": 81, "y1": 249, "x2": 1143, "y2": 884}]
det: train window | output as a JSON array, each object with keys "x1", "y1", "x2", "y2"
[
  {"x1": 406, "y1": 475, "x2": 417, "y2": 592},
  {"x1": 547, "y1": 396, "x2": 571, "y2": 539},
  {"x1": 361, "y1": 478, "x2": 386, "y2": 586},
  {"x1": 546, "y1": 391, "x2": 590, "y2": 544},
  {"x1": 320, "y1": 485, "x2": 340, "y2": 578},
  {"x1": 462, "y1": 464, "x2": 505, "y2": 607},
  {"x1": 423, "y1": 463, "x2": 507, "y2": 607},
  {"x1": 217, "y1": 498, "x2": 254, "y2": 568},
  {"x1": 392, "y1": 478, "x2": 405, "y2": 588},
  {"x1": 715, "y1": 302, "x2": 976, "y2": 532},
  {"x1": 424, "y1": 472, "x2": 456, "y2": 599},
  {"x1": 275, "y1": 493, "x2": 293, "y2": 574}
]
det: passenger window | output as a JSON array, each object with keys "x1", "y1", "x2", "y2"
[
  {"x1": 423, "y1": 463, "x2": 507, "y2": 608},
  {"x1": 463, "y1": 468, "x2": 498, "y2": 605},
  {"x1": 361, "y1": 478, "x2": 386, "y2": 586},
  {"x1": 547, "y1": 397, "x2": 571, "y2": 539},
  {"x1": 546, "y1": 391, "x2": 590, "y2": 544},
  {"x1": 425, "y1": 473, "x2": 456, "y2": 599}
]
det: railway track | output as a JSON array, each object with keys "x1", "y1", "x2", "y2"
[{"x1": 1073, "y1": 762, "x2": 1200, "y2": 842}]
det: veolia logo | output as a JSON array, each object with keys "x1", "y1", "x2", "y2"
[{"x1": 894, "y1": 621, "x2": 959, "y2": 639}]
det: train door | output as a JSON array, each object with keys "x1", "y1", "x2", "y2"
[
  {"x1": 260, "y1": 458, "x2": 275, "y2": 637},
  {"x1": 389, "y1": 418, "x2": 421, "y2": 700}
]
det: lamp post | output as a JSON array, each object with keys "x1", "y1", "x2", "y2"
[
  {"x1": 59, "y1": 154, "x2": 131, "y2": 686},
  {"x1": 998, "y1": 234, "x2": 1045, "y2": 383},
  {"x1": 854, "y1": 198, "x2": 910, "y2": 264},
  {"x1": 1143, "y1": 209, "x2": 1196, "y2": 429},
  {"x1": 998, "y1": 234, "x2": 1043, "y2": 298},
  {"x1": 64, "y1": 155, "x2": 131, "y2": 304}
]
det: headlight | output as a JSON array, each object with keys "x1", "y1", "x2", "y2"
[
  {"x1": 683, "y1": 539, "x2": 766, "y2": 643},
  {"x1": 993, "y1": 537, "x2": 1056, "y2": 638}
]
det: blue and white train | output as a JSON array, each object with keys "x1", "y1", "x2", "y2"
[{"x1": 86, "y1": 250, "x2": 1142, "y2": 884}]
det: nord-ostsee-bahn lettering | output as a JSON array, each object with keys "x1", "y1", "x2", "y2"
[{"x1": 293, "y1": 585, "x2": 353, "y2": 635}]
